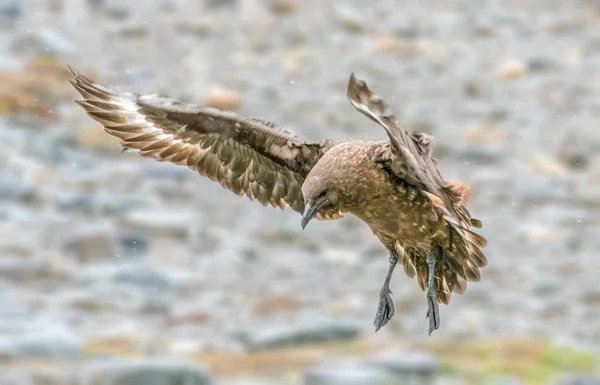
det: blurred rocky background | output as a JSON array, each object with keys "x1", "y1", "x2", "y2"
[{"x1": 1, "y1": 0, "x2": 600, "y2": 384}]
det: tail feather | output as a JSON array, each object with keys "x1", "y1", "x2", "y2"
[
  {"x1": 400, "y1": 219, "x2": 488, "y2": 305},
  {"x1": 426, "y1": 180, "x2": 482, "y2": 230}
]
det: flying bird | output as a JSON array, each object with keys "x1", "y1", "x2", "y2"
[{"x1": 68, "y1": 66, "x2": 488, "y2": 335}]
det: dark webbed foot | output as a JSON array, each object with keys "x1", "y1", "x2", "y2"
[
  {"x1": 374, "y1": 250, "x2": 398, "y2": 332},
  {"x1": 374, "y1": 287, "x2": 395, "y2": 332},
  {"x1": 425, "y1": 248, "x2": 441, "y2": 336}
]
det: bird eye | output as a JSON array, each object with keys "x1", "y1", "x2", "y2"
[{"x1": 318, "y1": 189, "x2": 328, "y2": 198}]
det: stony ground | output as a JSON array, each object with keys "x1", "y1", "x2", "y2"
[{"x1": 1, "y1": 0, "x2": 600, "y2": 384}]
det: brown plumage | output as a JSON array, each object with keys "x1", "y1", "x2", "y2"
[{"x1": 68, "y1": 67, "x2": 487, "y2": 335}]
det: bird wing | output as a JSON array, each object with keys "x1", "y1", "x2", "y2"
[
  {"x1": 346, "y1": 73, "x2": 475, "y2": 229},
  {"x1": 68, "y1": 66, "x2": 334, "y2": 217}
]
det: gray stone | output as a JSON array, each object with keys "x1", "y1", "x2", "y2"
[
  {"x1": 550, "y1": 374, "x2": 600, "y2": 385},
  {"x1": 337, "y1": 7, "x2": 363, "y2": 33},
  {"x1": 582, "y1": 289, "x2": 600, "y2": 305},
  {"x1": 0, "y1": 0, "x2": 21, "y2": 23},
  {"x1": 55, "y1": 191, "x2": 94, "y2": 214},
  {"x1": 113, "y1": 265, "x2": 172, "y2": 291},
  {"x1": 454, "y1": 145, "x2": 505, "y2": 165},
  {"x1": 207, "y1": 0, "x2": 237, "y2": 8},
  {"x1": 0, "y1": 176, "x2": 38, "y2": 203},
  {"x1": 0, "y1": 371, "x2": 29, "y2": 385},
  {"x1": 85, "y1": 360, "x2": 213, "y2": 385},
  {"x1": 244, "y1": 319, "x2": 362, "y2": 350},
  {"x1": 364, "y1": 352, "x2": 438, "y2": 377},
  {"x1": 304, "y1": 363, "x2": 396, "y2": 385},
  {"x1": 104, "y1": 0, "x2": 131, "y2": 19},
  {"x1": 117, "y1": 229, "x2": 148, "y2": 256},
  {"x1": 303, "y1": 353, "x2": 438, "y2": 385},
  {"x1": 122, "y1": 209, "x2": 194, "y2": 239},
  {"x1": 64, "y1": 223, "x2": 118, "y2": 263},
  {"x1": 0, "y1": 260, "x2": 59, "y2": 282},
  {"x1": 0, "y1": 328, "x2": 83, "y2": 359},
  {"x1": 532, "y1": 275, "x2": 563, "y2": 297},
  {"x1": 11, "y1": 28, "x2": 75, "y2": 57},
  {"x1": 527, "y1": 56, "x2": 560, "y2": 72}
]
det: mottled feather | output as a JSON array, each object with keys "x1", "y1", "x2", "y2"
[
  {"x1": 346, "y1": 73, "x2": 474, "y2": 229},
  {"x1": 68, "y1": 66, "x2": 341, "y2": 219},
  {"x1": 68, "y1": 67, "x2": 488, "y2": 310}
]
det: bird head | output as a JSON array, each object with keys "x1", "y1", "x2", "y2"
[{"x1": 300, "y1": 175, "x2": 339, "y2": 230}]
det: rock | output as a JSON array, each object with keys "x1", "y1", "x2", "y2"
[
  {"x1": 207, "y1": 0, "x2": 236, "y2": 8},
  {"x1": 0, "y1": 0, "x2": 21, "y2": 24},
  {"x1": 122, "y1": 209, "x2": 194, "y2": 239},
  {"x1": 0, "y1": 260, "x2": 60, "y2": 282},
  {"x1": 0, "y1": 239, "x2": 35, "y2": 259},
  {"x1": 25, "y1": 369, "x2": 78, "y2": 385},
  {"x1": 0, "y1": 371, "x2": 29, "y2": 385},
  {"x1": 304, "y1": 363, "x2": 396, "y2": 385},
  {"x1": 363, "y1": 353, "x2": 437, "y2": 384},
  {"x1": 513, "y1": 178, "x2": 569, "y2": 202},
  {"x1": 453, "y1": 144, "x2": 505, "y2": 165},
  {"x1": 527, "y1": 56, "x2": 560, "y2": 72},
  {"x1": 581, "y1": 289, "x2": 600, "y2": 305},
  {"x1": 0, "y1": 176, "x2": 38, "y2": 203},
  {"x1": 526, "y1": 153, "x2": 569, "y2": 180},
  {"x1": 304, "y1": 352, "x2": 438, "y2": 385},
  {"x1": 204, "y1": 88, "x2": 242, "y2": 110},
  {"x1": 64, "y1": 223, "x2": 118, "y2": 263},
  {"x1": 550, "y1": 374, "x2": 600, "y2": 385},
  {"x1": 113, "y1": 265, "x2": 172, "y2": 291},
  {"x1": 118, "y1": 229, "x2": 148, "y2": 256},
  {"x1": 498, "y1": 61, "x2": 527, "y2": 80},
  {"x1": 55, "y1": 191, "x2": 94, "y2": 214},
  {"x1": 373, "y1": 35, "x2": 419, "y2": 56},
  {"x1": 11, "y1": 28, "x2": 75, "y2": 57},
  {"x1": 251, "y1": 293, "x2": 304, "y2": 315},
  {"x1": 532, "y1": 275, "x2": 563, "y2": 297},
  {"x1": 85, "y1": 360, "x2": 214, "y2": 385},
  {"x1": 269, "y1": 0, "x2": 296, "y2": 14},
  {"x1": 337, "y1": 7, "x2": 363, "y2": 33},
  {"x1": 243, "y1": 318, "x2": 362, "y2": 349},
  {"x1": 0, "y1": 328, "x2": 83, "y2": 359},
  {"x1": 104, "y1": 0, "x2": 130, "y2": 19}
]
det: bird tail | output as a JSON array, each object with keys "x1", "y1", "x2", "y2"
[
  {"x1": 426, "y1": 180, "x2": 482, "y2": 229},
  {"x1": 398, "y1": 220, "x2": 488, "y2": 305}
]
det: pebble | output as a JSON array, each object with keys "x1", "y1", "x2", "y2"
[
  {"x1": 63, "y1": 223, "x2": 118, "y2": 263},
  {"x1": 498, "y1": 61, "x2": 527, "y2": 80},
  {"x1": 122, "y1": 209, "x2": 194, "y2": 239},
  {"x1": 204, "y1": 89, "x2": 242, "y2": 110},
  {"x1": 337, "y1": 7, "x2": 364, "y2": 33},
  {"x1": 304, "y1": 362, "x2": 396, "y2": 385},
  {"x1": 112, "y1": 264, "x2": 172, "y2": 292},
  {"x1": 0, "y1": 0, "x2": 21, "y2": 24},
  {"x1": 11, "y1": 28, "x2": 75, "y2": 57},
  {"x1": 85, "y1": 360, "x2": 214, "y2": 385},
  {"x1": 243, "y1": 318, "x2": 363, "y2": 350},
  {"x1": 550, "y1": 375, "x2": 600, "y2": 385},
  {"x1": 0, "y1": 327, "x2": 83, "y2": 359}
]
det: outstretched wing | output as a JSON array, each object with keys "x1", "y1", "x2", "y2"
[
  {"x1": 346, "y1": 73, "x2": 475, "y2": 229},
  {"x1": 68, "y1": 66, "x2": 334, "y2": 217}
]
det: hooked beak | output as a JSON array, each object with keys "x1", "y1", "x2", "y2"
[{"x1": 301, "y1": 204, "x2": 317, "y2": 230}]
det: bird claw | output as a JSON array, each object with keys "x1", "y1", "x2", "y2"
[
  {"x1": 425, "y1": 293, "x2": 440, "y2": 336},
  {"x1": 374, "y1": 289, "x2": 395, "y2": 332}
]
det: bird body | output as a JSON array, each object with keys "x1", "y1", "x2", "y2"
[{"x1": 68, "y1": 66, "x2": 488, "y2": 334}]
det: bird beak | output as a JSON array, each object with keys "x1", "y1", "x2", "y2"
[{"x1": 301, "y1": 204, "x2": 316, "y2": 230}]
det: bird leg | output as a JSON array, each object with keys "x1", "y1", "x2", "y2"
[
  {"x1": 374, "y1": 250, "x2": 398, "y2": 332},
  {"x1": 425, "y1": 247, "x2": 441, "y2": 335}
]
